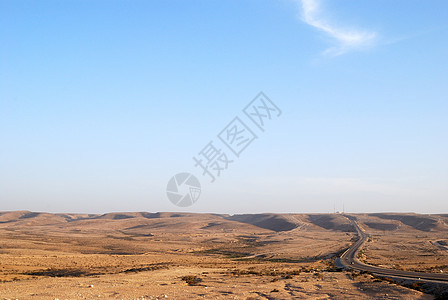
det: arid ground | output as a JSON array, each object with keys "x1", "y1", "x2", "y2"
[{"x1": 1, "y1": 211, "x2": 447, "y2": 299}]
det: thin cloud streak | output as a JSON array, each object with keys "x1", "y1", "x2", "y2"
[{"x1": 300, "y1": 0, "x2": 377, "y2": 56}]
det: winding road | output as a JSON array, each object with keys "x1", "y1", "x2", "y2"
[{"x1": 337, "y1": 215, "x2": 448, "y2": 283}]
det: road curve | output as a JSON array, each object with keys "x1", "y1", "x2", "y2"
[{"x1": 337, "y1": 215, "x2": 448, "y2": 283}]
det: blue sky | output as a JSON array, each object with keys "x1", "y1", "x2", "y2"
[{"x1": 1, "y1": 0, "x2": 447, "y2": 213}]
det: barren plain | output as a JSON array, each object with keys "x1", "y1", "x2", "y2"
[{"x1": 1, "y1": 211, "x2": 447, "y2": 299}]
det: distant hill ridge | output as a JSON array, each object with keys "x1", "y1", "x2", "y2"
[{"x1": 0, "y1": 211, "x2": 447, "y2": 233}]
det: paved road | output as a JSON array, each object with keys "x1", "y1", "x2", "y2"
[{"x1": 337, "y1": 215, "x2": 448, "y2": 283}]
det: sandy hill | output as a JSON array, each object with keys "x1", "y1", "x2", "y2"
[
  {"x1": 305, "y1": 214, "x2": 355, "y2": 232},
  {"x1": 225, "y1": 214, "x2": 299, "y2": 232},
  {"x1": 1, "y1": 211, "x2": 447, "y2": 234},
  {"x1": 367, "y1": 213, "x2": 447, "y2": 232}
]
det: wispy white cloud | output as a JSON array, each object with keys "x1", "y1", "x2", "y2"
[{"x1": 299, "y1": 0, "x2": 377, "y2": 56}]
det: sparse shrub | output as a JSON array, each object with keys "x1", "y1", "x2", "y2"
[
  {"x1": 383, "y1": 277, "x2": 395, "y2": 284},
  {"x1": 347, "y1": 270, "x2": 370, "y2": 280},
  {"x1": 181, "y1": 275, "x2": 202, "y2": 286},
  {"x1": 301, "y1": 267, "x2": 311, "y2": 273},
  {"x1": 248, "y1": 270, "x2": 259, "y2": 275},
  {"x1": 230, "y1": 269, "x2": 249, "y2": 276},
  {"x1": 407, "y1": 282, "x2": 423, "y2": 292}
]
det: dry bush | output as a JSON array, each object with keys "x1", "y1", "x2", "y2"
[{"x1": 181, "y1": 275, "x2": 202, "y2": 286}]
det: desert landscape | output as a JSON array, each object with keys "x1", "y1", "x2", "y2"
[
  {"x1": 2, "y1": 0, "x2": 447, "y2": 299},
  {"x1": 1, "y1": 211, "x2": 448, "y2": 299}
]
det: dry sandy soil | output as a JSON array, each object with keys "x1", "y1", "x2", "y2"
[{"x1": 0, "y1": 211, "x2": 445, "y2": 299}]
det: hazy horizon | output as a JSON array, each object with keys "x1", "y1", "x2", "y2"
[{"x1": 0, "y1": 209, "x2": 445, "y2": 216}]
